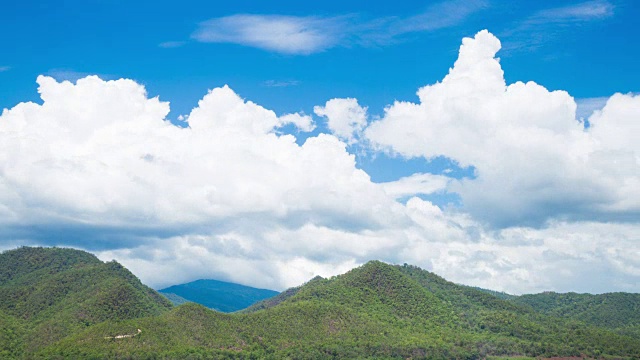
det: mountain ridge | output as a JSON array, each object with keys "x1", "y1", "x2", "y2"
[{"x1": 2, "y1": 247, "x2": 640, "y2": 359}]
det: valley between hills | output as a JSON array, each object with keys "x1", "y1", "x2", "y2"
[{"x1": 1, "y1": 247, "x2": 639, "y2": 359}]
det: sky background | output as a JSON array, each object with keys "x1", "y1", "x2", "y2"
[{"x1": 1, "y1": 0, "x2": 639, "y2": 294}]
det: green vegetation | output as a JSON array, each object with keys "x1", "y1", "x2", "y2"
[
  {"x1": 512, "y1": 291, "x2": 640, "y2": 338},
  {"x1": 159, "y1": 279, "x2": 278, "y2": 312},
  {"x1": 0, "y1": 247, "x2": 172, "y2": 356},
  {"x1": 2, "y1": 247, "x2": 640, "y2": 359}
]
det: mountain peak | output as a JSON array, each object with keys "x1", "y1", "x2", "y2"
[{"x1": 0, "y1": 246, "x2": 101, "y2": 285}]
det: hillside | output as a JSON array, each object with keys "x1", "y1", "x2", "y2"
[
  {"x1": 159, "y1": 279, "x2": 278, "y2": 312},
  {"x1": 38, "y1": 259, "x2": 640, "y2": 359},
  {"x1": 512, "y1": 291, "x2": 640, "y2": 338},
  {"x1": 241, "y1": 275, "x2": 324, "y2": 313},
  {"x1": 0, "y1": 247, "x2": 173, "y2": 355}
]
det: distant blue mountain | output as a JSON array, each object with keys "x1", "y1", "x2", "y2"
[{"x1": 159, "y1": 279, "x2": 279, "y2": 312}]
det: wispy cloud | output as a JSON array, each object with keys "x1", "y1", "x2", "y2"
[
  {"x1": 534, "y1": 0, "x2": 614, "y2": 22},
  {"x1": 0, "y1": 66, "x2": 10, "y2": 72},
  {"x1": 191, "y1": 0, "x2": 487, "y2": 55},
  {"x1": 502, "y1": 0, "x2": 614, "y2": 53},
  {"x1": 192, "y1": 14, "x2": 344, "y2": 54},
  {"x1": 392, "y1": 0, "x2": 487, "y2": 34},
  {"x1": 159, "y1": 41, "x2": 186, "y2": 48},
  {"x1": 263, "y1": 79, "x2": 300, "y2": 87}
]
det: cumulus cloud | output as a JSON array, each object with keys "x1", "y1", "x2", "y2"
[
  {"x1": 366, "y1": 30, "x2": 640, "y2": 227},
  {"x1": 1, "y1": 30, "x2": 639, "y2": 295},
  {"x1": 314, "y1": 98, "x2": 367, "y2": 143},
  {"x1": 0, "y1": 76, "x2": 393, "y2": 232}
]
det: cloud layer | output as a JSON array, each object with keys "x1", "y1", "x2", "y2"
[{"x1": 1, "y1": 30, "x2": 639, "y2": 295}]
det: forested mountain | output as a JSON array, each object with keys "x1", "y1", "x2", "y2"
[
  {"x1": 2, "y1": 247, "x2": 640, "y2": 359},
  {"x1": 159, "y1": 279, "x2": 278, "y2": 312},
  {"x1": 0, "y1": 247, "x2": 172, "y2": 356}
]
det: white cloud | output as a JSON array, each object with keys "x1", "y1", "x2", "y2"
[
  {"x1": 366, "y1": 30, "x2": 640, "y2": 227},
  {"x1": 314, "y1": 98, "x2": 367, "y2": 143},
  {"x1": 0, "y1": 77, "x2": 388, "y2": 231},
  {"x1": 0, "y1": 66, "x2": 10, "y2": 72},
  {"x1": 1, "y1": 30, "x2": 639, "y2": 295},
  {"x1": 278, "y1": 112, "x2": 315, "y2": 132}
]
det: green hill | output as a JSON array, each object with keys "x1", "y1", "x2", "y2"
[
  {"x1": 159, "y1": 279, "x2": 279, "y2": 312},
  {"x1": 0, "y1": 247, "x2": 173, "y2": 355}
]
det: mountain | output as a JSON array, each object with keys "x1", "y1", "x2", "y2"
[
  {"x1": 3, "y1": 247, "x2": 640, "y2": 359},
  {"x1": 0, "y1": 247, "x2": 173, "y2": 356},
  {"x1": 37, "y1": 259, "x2": 640, "y2": 359},
  {"x1": 159, "y1": 279, "x2": 279, "y2": 312}
]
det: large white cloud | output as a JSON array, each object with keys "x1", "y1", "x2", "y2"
[
  {"x1": 0, "y1": 76, "x2": 400, "y2": 230},
  {"x1": 366, "y1": 30, "x2": 640, "y2": 227},
  {"x1": 1, "y1": 30, "x2": 639, "y2": 295}
]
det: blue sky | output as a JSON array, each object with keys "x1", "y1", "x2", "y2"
[{"x1": 1, "y1": 0, "x2": 639, "y2": 294}]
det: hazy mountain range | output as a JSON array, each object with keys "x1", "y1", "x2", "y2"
[{"x1": 159, "y1": 279, "x2": 278, "y2": 312}]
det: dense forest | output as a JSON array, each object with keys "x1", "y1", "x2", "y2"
[{"x1": 1, "y1": 247, "x2": 639, "y2": 359}]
